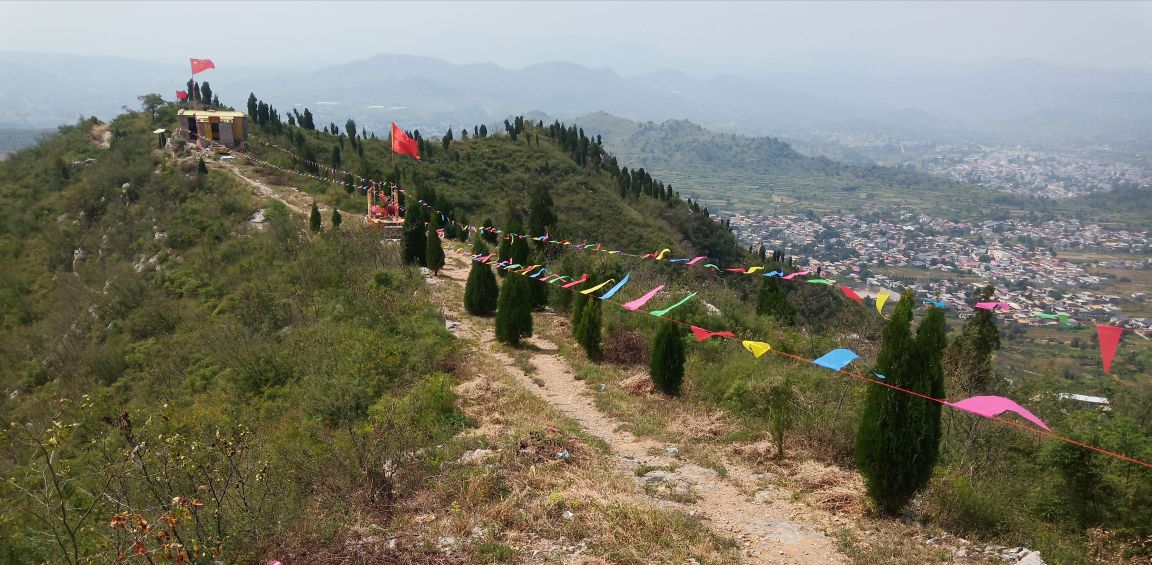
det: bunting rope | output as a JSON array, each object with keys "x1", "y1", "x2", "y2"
[
  {"x1": 451, "y1": 246, "x2": 1152, "y2": 471},
  {"x1": 186, "y1": 131, "x2": 1148, "y2": 469},
  {"x1": 219, "y1": 135, "x2": 1139, "y2": 376}
]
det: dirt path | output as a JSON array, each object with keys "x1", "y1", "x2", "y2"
[
  {"x1": 217, "y1": 161, "x2": 849, "y2": 563},
  {"x1": 434, "y1": 254, "x2": 848, "y2": 565},
  {"x1": 91, "y1": 123, "x2": 111, "y2": 149},
  {"x1": 219, "y1": 161, "x2": 313, "y2": 215}
]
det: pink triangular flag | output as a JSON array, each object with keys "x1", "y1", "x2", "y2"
[
  {"x1": 948, "y1": 395, "x2": 1050, "y2": 431},
  {"x1": 622, "y1": 285, "x2": 665, "y2": 311}
]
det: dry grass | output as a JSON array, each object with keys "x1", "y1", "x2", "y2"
[
  {"x1": 789, "y1": 460, "x2": 867, "y2": 515},
  {"x1": 618, "y1": 372, "x2": 655, "y2": 395}
]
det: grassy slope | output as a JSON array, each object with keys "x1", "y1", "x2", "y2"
[
  {"x1": 0, "y1": 107, "x2": 743, "y2": 563},
  {"x1": 243, "y1": 120, "x2": 743, "y2": 262}
]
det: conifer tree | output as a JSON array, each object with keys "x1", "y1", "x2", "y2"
[
  {"x1": 575, "y1": 297, "x2": 602, "y2": 360},
  {"x1": 527, "y1": 182, "x2": 557, "y2": 239},
  {"x1": 650, "y1": 320, "x2": 686, "y2": 395},
  {"x1": 572, "y1": 291, "x2": 589, "y2": 336},
  {"x1": 854, "y1": 292, "x2": 947, "y2": 514},
  {"x1": 200, "y1": 82, "x2": 213, "y2": 106},
  {"x1": 756, "y1": 279, "x2": 796, "y2": 325},
  {"x1": 331, "y1": 145, "x2": 341, "y2": 169},
  {"x1": 402, "y1": 207, "x2": 427, "y2": 266},
  {"x1": 247, "y1": 93, "x2": 258, "y2": 118},
  {"x1": 302, "y1": 108, "x2": 315, "y2": 130},
  {"x1": 426, "y1": 223, "x2": 445, "y2": 275},
  {"x1": 495, "y1": 273, "x2": 533, "y2": 345},
  {"x1": 196, "y1": 157, "x2": 208, "y2": 175},
  {"x1": 464, "y1": 239, "x2": 499, "y2": 316},
  {"x1": 946, "y1": 284, "x2": 1001, "y2": 393},
  {"x1": 309, "y1": 201, "x2": 322, "y2": 232},
  {"x1": 331, "y1": 208, "x2": 342, "y2": 230},
  {"x1": 481, "y1": 218, "x2": 498, "y2": 244}
]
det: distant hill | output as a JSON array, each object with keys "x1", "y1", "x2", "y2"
[
  {"x1": 575, "y1": 112, "x2": 999, "y2": 218},
  {"x1": 6, "y1": 52, "x2": 1152, "y2": 152}
]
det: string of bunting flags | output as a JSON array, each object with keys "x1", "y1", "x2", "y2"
[
  {"x1": 449, "y1": 244, "x2": 1152, "y2": 470},
  {"x1": 196, "y1": 131, "x2": 1147, "y2": 469},
  {"x1": 226, "y1": 132, "x2": 1135, "y2": 375}
]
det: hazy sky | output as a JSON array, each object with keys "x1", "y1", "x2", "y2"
[{"x1": 2, "y1": 1, "x2": 1150, "y2": 74}]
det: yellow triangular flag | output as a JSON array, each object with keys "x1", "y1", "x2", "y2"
[
  {"x1": 580, "y1": 279, "x2": 615, "y2": 295},
  {"x1": 742, "y1": 340, "x2": 771, "y2": 358},
  {"x1": 655, "y1": 248, "x2": 672, "y2": 260},
  {"x1": 876, "y1": 291, "x2": 889, "y2": 315}
]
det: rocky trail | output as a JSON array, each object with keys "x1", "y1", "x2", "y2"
[{"x1": 433, "y1": 254, "x2": 848, "y2": 564}]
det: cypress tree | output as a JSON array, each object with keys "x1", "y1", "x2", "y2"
[
  {"x1": 854, "y1": 292, "x2": 947, "y2": 514},
  {"x1": 495, "y1": 273, "x2": 533, "y2": 346},
  {"x1": 197, "y1": 157, "x2": 208, "y2": 175},
  {"x1": 649, "y1": 320, "x2": 686, "y2": 395},
  {"x1": 481, "y1": 218, "x2": 498, "y2": 244},
  {"x1": 575, "y1": 297, "x2": 602, "y2": 360},
  {"x1": 464, "y1": 239, "x2": 499, "y2": 315},
  {"x1": 527, "y1": 182, "x2": 557, "y2": 239},
  {"x1": 247, "y1": 93, "x2": 258, "y2": 118},
  {"x1": 756, "y1": 279, "x2": 796, "y2": 326},
  {"x1": 402, "y1": 207, "x2": 427, "y2": 266},
  {"x1": 571, "y1": 291, "x2": 589, "y2": 337},
  {"x1": 331, "y1": 208, "x2": 342, "y2": 230},
  {"x1": 309, "y1": 201, "x2": 322, "y2": 232},
  {"x1": 426, "y1": 223, "x2": 445, "y2": 275},
  {"x1": 946, "y1": 284, "x2": 1001, "y2": 393}
]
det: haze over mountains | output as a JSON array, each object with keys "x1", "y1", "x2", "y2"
[{"x1": 3, "y1": 51, "x2": 1151, "y2": 153}]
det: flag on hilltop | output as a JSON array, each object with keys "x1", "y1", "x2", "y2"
[
  {"x1": 391, "y1": 122, "x2": 420, "y2": 160},
  {"x1": 190, "y1": 58, "x2": 215, "y2": 74},
  {"x1": 176, "y1": 90, "x2": 188, "y2": 101}
]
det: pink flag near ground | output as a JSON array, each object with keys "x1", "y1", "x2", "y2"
[
  {"x1": 622, "y1": 285, "x2": 665, "y2": 311},
  {"x1": 1097, "y1": 324, "x2": 1125, "y2": 374},
  {"x1": 948, "y1": 395, "x2": 1051, "y2": 431}
]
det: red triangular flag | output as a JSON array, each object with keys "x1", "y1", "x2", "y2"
[
  {"x1": 391, "y1": 123, "x2": 420, "y2": 160},
  {"x1": 690, "y1": 326, "x2": 736, "y2": 342},
  {"x1": 1097, "y1": 324, "x2": 1125, "y2": 374},
  {"x1": 176, "y1": 90, "x2": 188, "y2": 101},
  {"x1": 839, "y1": 286, "x2": 862, "y2": 305},
  {"x1": 190, "y1": 58, "x2": 215, "y2": 75}
]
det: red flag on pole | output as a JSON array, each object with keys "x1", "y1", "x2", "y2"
[
  {"x1": 1096, "y1": 324, "x2": 1125, "y2": 374},
  {"x1": 391, "y1": 122, "x2": 420, "y2": 160},
  {"x1": 190, "y1": 58, "x2": 215, "y2": 74},
  {"x1": 176, "y1": 90, "x2": 188, "y2": 101}
]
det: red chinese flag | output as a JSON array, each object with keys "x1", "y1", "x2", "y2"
[
  {"x1": 190, "y1": 58, "x2": 215, "y2": 75},
  {"x1": 176, "y1": 90, "x2": 188, "y2": 101},
  {"x1": 1096, "y1": 324, "x2": 1125, "y2": 374},
  {"x1": 391, "y1": 122, "x2": 420, "y2": 160}
]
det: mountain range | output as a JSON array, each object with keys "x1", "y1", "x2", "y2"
[{"x1": 2, "y1": 51, "x2": 1151, "y2": 152}]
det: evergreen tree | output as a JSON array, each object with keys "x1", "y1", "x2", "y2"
[
  {"x1": 247, "y1": 93, "x2": 258, "y2": 118},
  {"x1": 649, "y1": 321, "x2": 686, "y2": 395},
  {"x1": 571, "y1": 291, "x2": 589, "y2": 336},
  {"x1": 527, "y1": 182, "x2": 557, "y2": 238},
  {"x1": 200, "y1": 82, "x2": 213, "y2": 107},
  {"x1": 345, "y1": 118, "x2": 358, "y2": 147},
  {"x1": 196, "y1": 157, "x2": 208, "y2": 175},
  {"x1": 212, "y1": 94, "x2": 220, "y2": 108},
  {"x1": 575, "y1": 297, "x2": 602, "y2": 360},
  {"x1": 331, "y1": 208, "x2": 342, "y2": 230},
  {"x1": 479, "y1": 124, "x2": 487, "y2": 138},
  {"x1": 756, "y1": 279, "x2": 796, "y2": 325},
  {"x1": 331, "y1": 145, "x2": 341, "y2": 169},
  {"x1": 302, "y1": 108, "x2": 315, "y2": 130},
  {"x1": 401, "y1": 206, "x2": 425, "y2": 265},
  {"x1": 946, "y1": 284, "x2": 1002, "y2": 393},
  {"x1": 854, "y1": 292, "x2": 947, "y2": 514},
  {"x1": 442, "y1": 128, "x2": 453, "y2": 151},
  {"x1": 481, "y1": 217, "x2": 498, "y2": 244},
  {"x1": 425, "y1": 223, "x2": 445, "y2": 276},
  {"x1": 495, "y1": 273, "x2": 533, "y2": 345},
  {"x1": 309, "y1": 201, "x2": 322, "y2": 232},
  {"x1": 464, "y1": 240, "x2": 499, "y2": 316}
]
